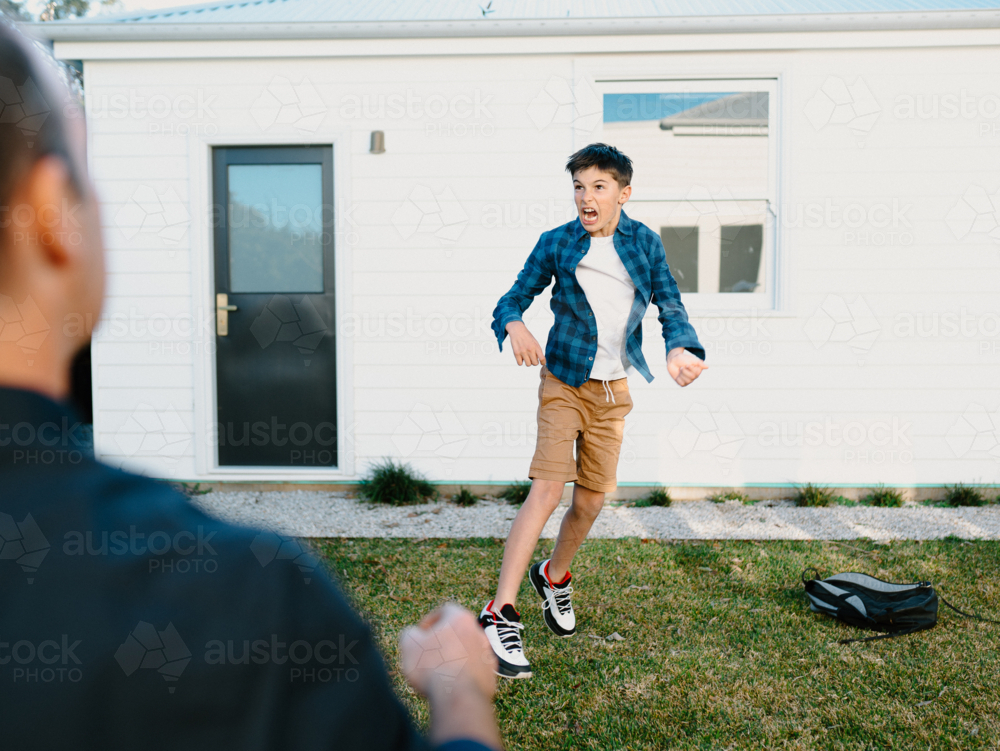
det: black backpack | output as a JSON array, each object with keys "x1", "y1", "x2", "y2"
[{"x1": 802, "y1": 568, "x2": 999, "y2": 644}]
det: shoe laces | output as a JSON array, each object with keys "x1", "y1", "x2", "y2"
[
  {"x1": 493, "y1": 610, "x2": 525, "y2": 653},
  {"x1": 542, "y1": 579, "x2": 574, "y2": 616}
]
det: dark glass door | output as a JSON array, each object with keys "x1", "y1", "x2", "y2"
[{"x1": 212, "y1": 146, "x2": 337, "y2": 466}]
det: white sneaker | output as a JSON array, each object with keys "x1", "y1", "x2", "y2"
[
  {"x1": 529, "y1": 559, "x2": 576, "y2": 637},
  {"x1": 478, "y1": 600, "x2": 531, "y2": 679}
]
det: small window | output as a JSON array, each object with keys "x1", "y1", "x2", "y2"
[{"x1": 598, "y1": 79, "x2": 778, "y2": 311}]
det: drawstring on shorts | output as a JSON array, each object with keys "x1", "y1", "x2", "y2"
[{"x1": 601, "y1": 379, "x2": 615, "y2": 404}]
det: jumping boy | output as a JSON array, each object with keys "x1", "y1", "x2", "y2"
[{"x1": 481, "y1": 143, "x2": 708, "y2": 678}]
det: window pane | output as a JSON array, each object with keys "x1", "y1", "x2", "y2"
[
  {"x1": 660, "y1": 226, "x2": 698, "y2": 293},
  {"x1": 719, "y1": 224, "x2": 763, "y2": 293},
  {"x1": 228, "y1": 164, "x2": 324, "y2": 293}
]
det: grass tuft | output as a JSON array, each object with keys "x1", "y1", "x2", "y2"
[
  {"x1": 451, "y1": 487, "x2": 479, "y2": 507},
  {"x1": 499, "y1": 481, "x2": 531, "y2": 506},
  {"x1": 943, "y1": 483, "x2": 986, "y2": 507},
  {"x1": 358, "y1": 459, "x2": 437, "y2": 505},
  {"x1": 793, "y1": 483, "x2": 834, "y2": 508},
  {"x1": 861, "y1": 483, "x2": 905, "y2": 507},
  {"x1": 708, "y1": 489, "x2": 751, "y2": 504},
  {"x1": 173, "y1": 482, "x2": 212, "y2": 497},
  {"x1": 634, "y1": 486, "x2": 672, "y2": 507}
]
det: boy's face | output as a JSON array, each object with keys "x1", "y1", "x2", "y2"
[{"x1": 572, "y1": 165, "x2": 631, "y2": 237}]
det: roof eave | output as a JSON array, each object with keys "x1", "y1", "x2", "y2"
[{"x1": 25, "y1": 9, "x2": 1000, "y2": 43}]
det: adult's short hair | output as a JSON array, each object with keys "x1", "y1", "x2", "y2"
[
  {"x1": 0, "y1": 20, "x2": 82, "y2": 209},
  {"x1": 565, "y1": 143, "x2": 633, "y2": 189}
]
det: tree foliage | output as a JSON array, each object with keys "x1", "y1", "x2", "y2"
[
  {"x1": 2, "y1": 0, "x2": 122, "y2": 21},
  {"x1": 0, "y1": 0, "x2": 32, "y2": 21}
]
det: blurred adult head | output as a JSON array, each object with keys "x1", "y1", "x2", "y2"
[{"x1": 0, "y1": 20, "x2": 104, "y2": 400}]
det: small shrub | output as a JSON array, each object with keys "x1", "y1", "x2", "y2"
[
  {"x1": 174, "y1": 482, "x2": 212, "y2": 497},
  {"x1": 499, "y1": 481, "x2": 531, "y2": 506},
  {"x1": 860, "y1": 484, "x2": 904, "y2": 507},
  {"x1": 635, "y1": 487, "x2": 671, "y2": 507},
  {"x1": 358, "y1": 459, "x2": 437, "y2": 506},
  {"x1": 452, "y1": 487, "x2": 479, "y2": 507},
  {"x1": 943, "y1": 483, "x2": 986, "y2": 507},
  {"x1": 831, "y1": 495, "x2": 857, "y2": 506},
  {"x1": 793, "y1": 483, "x2": 834, "y2": 508},
  {"x1": 708, "y1": 490, "x2": 750, "y2": 504}
]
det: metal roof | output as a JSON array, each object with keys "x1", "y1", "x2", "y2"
[{"x1": 29, "y1": 0, "x2": 1000, "y2": 41}]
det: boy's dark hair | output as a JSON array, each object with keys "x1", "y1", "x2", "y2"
[
  {"x1": 565, "y1": 143, "x2": 633, "y2": 189},
  {"x1": 0, "y1": 21, "x2": 82, "y2": 211}
]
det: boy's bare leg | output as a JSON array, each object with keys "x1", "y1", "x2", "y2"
[
  {"x1": 547, "y1": 483, "x2": 605, "y2": 582},
  {"x1": 494, "y1": 478, "x2": 565, "y2": 608}
]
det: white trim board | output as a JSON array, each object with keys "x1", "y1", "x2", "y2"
[{"x1": 51, "y1": 25, "x2": 1000, "y2": 62}]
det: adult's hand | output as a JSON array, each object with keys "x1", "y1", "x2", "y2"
[
  {"x1": 505, "y1": 320, "x2": 545, "y2": 367},
  {"x1": 667, "y1": 347, "x2": 708, "y2": 387},
  {"x1": 400, "y1": 603, "x2": 502, "y2": 749}
]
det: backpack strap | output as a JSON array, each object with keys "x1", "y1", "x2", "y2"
[{"x1": 938, "y1": 592, "x2": 1000, "y2": 626}]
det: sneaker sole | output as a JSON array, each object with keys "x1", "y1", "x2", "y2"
[
  {"x1": 495, "y1": 652, "x2": 532, "y2": 679},
  {"x1": 529, "y1": 563, "x2": 576, "y2": 638},
  {"x1": 496, "y1": 662, "x2": 532, "y2": 679}
]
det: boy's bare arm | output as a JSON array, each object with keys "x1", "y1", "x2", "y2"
[
  {"x1": 505, "y1": 321, "x2": 546, "y2": 367},
  {"x1": 667, "y1": 347, "x2": 708, "y2": 387}
]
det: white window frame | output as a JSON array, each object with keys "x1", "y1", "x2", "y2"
[{"x1": 587, "y1": 74, "x2": 787, "y2": 315}]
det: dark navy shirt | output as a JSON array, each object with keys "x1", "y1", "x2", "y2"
[
  {"x1": 492, "y1": 209, "x2": 705, "y2": 387},
  {"x1": 0, "y1": 386, "x2": 495, "y2": 751}
]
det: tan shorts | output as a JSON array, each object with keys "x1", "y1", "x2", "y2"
[{"x1": 528, "y1": 365, "x2": 634, "y2": 493}]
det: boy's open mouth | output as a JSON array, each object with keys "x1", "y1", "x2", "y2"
[{"x1": 581, "y1": 207, "x2": 598, "y2": 223}]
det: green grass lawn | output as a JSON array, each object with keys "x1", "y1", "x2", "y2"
[{"x1": 313, "y1": 537, "x2": 1000, "y2": 750}]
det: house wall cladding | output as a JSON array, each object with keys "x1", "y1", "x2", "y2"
[{"x1": 84, "y1": 39, "x2": 1000, "y2": 488}]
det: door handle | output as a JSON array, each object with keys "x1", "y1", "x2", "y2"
[{"x1": 216, "y1": 293, "x2": 238, "y2": 336}]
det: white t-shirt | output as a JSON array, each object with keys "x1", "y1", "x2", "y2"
[{"x1": 575, "y1": 234, "x2": 636, "y2": 380}]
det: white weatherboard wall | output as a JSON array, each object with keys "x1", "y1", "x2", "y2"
[{"x1": 69, "y1": 31, "x2": 1000, "y2": 489}]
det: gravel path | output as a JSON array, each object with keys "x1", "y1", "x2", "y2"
[{"x1": 191, "y1": 491, "x2": 1000, "y2": 541}]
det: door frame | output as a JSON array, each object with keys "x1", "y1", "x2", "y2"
[{"x1": 188, "y1": 130, "x2": 355, "y2": 480}]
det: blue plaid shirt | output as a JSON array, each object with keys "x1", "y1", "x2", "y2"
[{"x1": 492, "y1": 209, "x2": 705, "y2": 388}]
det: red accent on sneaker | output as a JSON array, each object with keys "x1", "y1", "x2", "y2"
[
  {"x1": 492, "y1": 600, "x2": 520, "y2": 617},
  {"x1": 544, "y1": 560, "x2": 571, "y2": 587}
]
